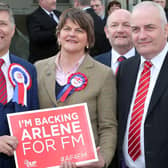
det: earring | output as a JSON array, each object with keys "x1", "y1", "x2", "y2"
[{"x1": 57, "y1": 40, "x2": 61, "y2": 46}]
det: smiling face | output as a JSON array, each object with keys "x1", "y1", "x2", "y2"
[
  {"x1": 0, "y1": 10, "x2": 15, "y2": 57},
  {"x1": 131, "y1": 5, "x2": 168, "y2": 59},
  {"x1": 57, "y1": 19, "x2": 88, "y2": 55},
  {"x1": 105, "y1": 9, "x2": 133, "y2": 51}
]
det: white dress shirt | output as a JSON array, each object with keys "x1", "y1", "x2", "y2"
[
  {"x1": 82, "y1": 6, "x2": 91, "y2": 11},
  {"x1": 1, "y1": 51, "x2": 14, "y2": 102},
  {"x1": 111, "y1": 47, "x2": 135, "y2": 74},
  {"x1": 55, "y1": 53, "x2": 85, "y2": 86},
  {"x1": 123, "y1": 42, "x2": 168, "y2": 168},
  {"x1": 42, "y1": 8, "x2": 59, "y2": 23}
]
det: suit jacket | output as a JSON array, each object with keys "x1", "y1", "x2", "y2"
[
  {"x1": 26, "y1": 7, "x2": 61, "y2": 63},
  {"x1": 102, "y1": 16, "x2": 107, "y2": 26},
  {"x1": 95, "y1": 50, "x2": 137, "y2": 68},
  {"x1": 117, "y1": 52, "x2": 168, "y2": 168},
  {"x1": 35, "y1": 54, "x2": 117, "y2": 167},
  {"x1": 95, "y1": 51, "x2": 111, "y2": 67},
  {"x1": 0, "y1": 53, "x2": 39, "y2": 168},
  {"x1": 85, "y1": 8, "x2": 111, "y2": 56}
]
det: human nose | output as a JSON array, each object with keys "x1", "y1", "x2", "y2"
[
  {"x1": 69, "y1": 29, "x2": 75, "y2": 36},
  {"x1": 138, "y1": 29, "x2": 147, "y2": 40},
  {"x1": 116, "y1": 25, "x2": 124, "y2": 32}
]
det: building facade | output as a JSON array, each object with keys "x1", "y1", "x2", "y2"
[
  {"x1": 2, "y1": 0, "x2": 167, "y2": 36},
  {"x1": 2, "y1": 0, "x2": 146, "y2": 15}
]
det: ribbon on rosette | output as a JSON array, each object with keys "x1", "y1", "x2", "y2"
[
  {"x1": 8, "y1": 63, "x2": 32, "y2": 106},
  {"x1": 57, "y1": 72, "x2": 88, "y2": 102}
]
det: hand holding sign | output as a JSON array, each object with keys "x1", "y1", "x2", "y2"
[
  {"x1": 7, "y1": 103, "x2": 98, "y2": 168},
  {"x1": 0, "y1": 135, "x2": 18, "y2": 156},
  {"x1": 60, "y1": 147, "x2": 105, "y2": 168}
]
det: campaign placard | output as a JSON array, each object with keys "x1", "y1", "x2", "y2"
[{"x1": 7, "y1": 103, "x2": 98, "y2": 168}]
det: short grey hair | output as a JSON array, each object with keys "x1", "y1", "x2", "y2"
[
  {"x1": 133, "y1": 1, "x2": 167, "y2": 25},
  {"x1": 0, "y1": 2, "x2": 15, "y2": 26}
]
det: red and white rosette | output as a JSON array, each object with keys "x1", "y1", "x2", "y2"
[
  {"x1": 57, "y1": 72, "x2": 88, "y2": 102},
  {"x1": 8, "y1": 63, "x2": 32, "y2": 106}
]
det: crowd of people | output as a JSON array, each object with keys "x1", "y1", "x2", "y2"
[{"x1": 0, "y1": 0, "x2": 168, "y2": 168}]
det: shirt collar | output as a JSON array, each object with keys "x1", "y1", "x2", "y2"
[
  {"x1": 41, "y1": 7, "x2": 52, "y2": 16},
  {"x1": 100, "y1": 13, "x2": 105, "y2": 20},
  {"x1": 55, "y1": 52, "x2": 85, "y2": 74},
  {"x1": 0, "y1": 51, "x2": 10, "y2": 65},
  {"x1": 140, "y1": 42, "x2": 168, "y2": 70},
  {"x1": 82, "y1": 6, "x2": 91, "y2": 10},
  {"x1": 111, "y1": 47, "x2": 135, "y2": 64}
]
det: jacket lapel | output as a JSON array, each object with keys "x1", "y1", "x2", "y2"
[
  {"x1": 43, "y1": 56, "x2": 57, "y2": 105},
  {"x1": 147, "y1": 52, "x2": 168, "y2": 116},
  {"x1": 9, "y1": 53, "x2": 16, "y2": 63},
  {"x1": 38, "y1": 7, "x2": 57, "y2": 26},
  {"x1": 118, "y1": 55, "x2": 140, "y2": 141},
  {"x1": 126, "y1": 55, "x2": 140, "y2": 105},
  {"x1": 106, "y1": 51, "x2": 112, "y2": 67},
  {"x1": 77, "y1": 55, "x2": 93, "y2": 77}
]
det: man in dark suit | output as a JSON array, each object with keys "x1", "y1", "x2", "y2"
[
  {"x1": 117, "y1": 2, "x2": 168, "y2": 168},
  {"x1": 90, "y1": 0, "x2": 107, "y2": 25},
  {"x1": 0, "y1": 3, "x2": 39, "y2": 168},
  {"x1": 73, "y1": 0, "x2": 111, "y2": 56},
  {"x1": 27, "y1": 0, "x2": 61, "y2": 63},
  {"x1": 95, "y1": 9, "x2": 135, "y2": 75}
]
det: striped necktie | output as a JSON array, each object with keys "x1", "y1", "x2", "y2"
[
  {"x1": 128, "y1": 61, "x2": 152, "y2": 161},
  {"x1": 0, "y1": 59, "x2": 7, "y2": 105}
]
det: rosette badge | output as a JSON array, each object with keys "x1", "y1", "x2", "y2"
[
  {"x1": 8, "y1": 63, "x2": 32, "y2": 106},
  {"x1": 57, "y1": 72, "x2": 88, "y2": 102}
]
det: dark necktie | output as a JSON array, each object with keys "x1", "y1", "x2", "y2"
[
  {"x1": 0, "y1": 59, "x2": 7, "y2": 105},
  {"x1": 128, "y1": 61, "x2": 152, "y2": 161},
  {"x1": 50, "y1": 13, "x2": 55, "y2": 22},
  {"x1": 115, "y1": 56, "x2": 126, "y2": 75}
]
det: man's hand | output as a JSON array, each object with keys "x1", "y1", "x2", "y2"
[
  {"x1": 0, "y1": 135, "x2": 18, "y2": 156},
  {"x1": 60, "y1": 147, "x2": 105, "y2": 168}
]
